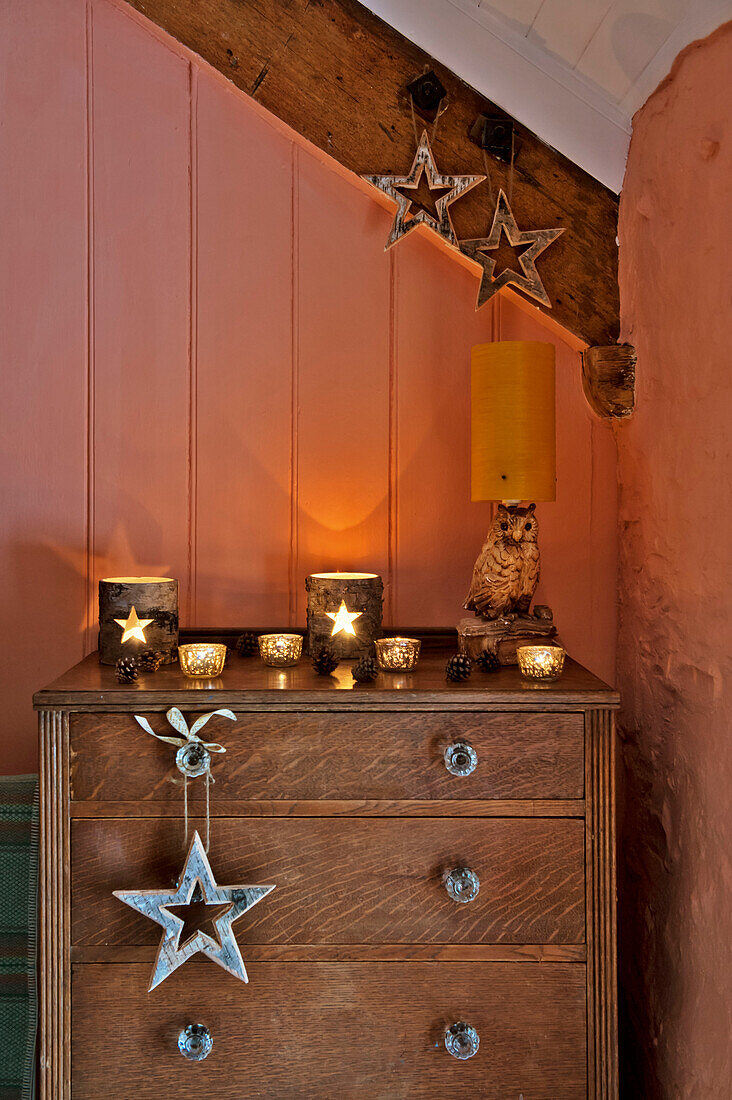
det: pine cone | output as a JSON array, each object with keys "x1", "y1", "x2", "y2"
[
  {"x1": 234, "y1": 632, "x2": 259, "y2": 657},
  {"x1": 476, "y1": 649, "x2": 500, "y2": 673},
  {"x1": 115, "y1": 657, "x2": 139, "y2": 684},
  {"x1": 312, "y1": 646, "x2": 339, "y2": 676},
  {"x1": 352, "y1": 656, "x2": 378, "y2": 683},
  {"x1": 445, "y1": 654, "x2": 472, "y2": 682},
  {"x1": 138, "y1": 648, "x2": 163, "y2": 672}
]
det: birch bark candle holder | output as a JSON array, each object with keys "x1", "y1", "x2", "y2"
[
  {"x1": 98, "y1": 577, "x2": 178, "y2": 666},
  {"x1": 305, "y1": 572, "x2": 383, "y2": 660}
]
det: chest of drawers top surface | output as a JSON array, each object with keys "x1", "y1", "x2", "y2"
[{"x1": 34, "y1": 644, "x2": 617, "y2": 711}]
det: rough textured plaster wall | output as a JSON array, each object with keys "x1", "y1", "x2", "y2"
[{"x1": 617, "y1": 23, "x2": 732, "y2": 1098}]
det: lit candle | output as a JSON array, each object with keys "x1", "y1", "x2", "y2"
[
  {"x1": 305, "y1": 572, "x2": 383, "y2": 659},
  {"x1": 517, "y1": 645, "x2": 565, "y2": 682},
  {"x1": 98, "y1": 576, "x2": 178, "y2": 666},
  {"x1": 374, "y1": 637, "x2": 421, "y2": 672},
  {"x1": 258, "y1": 634, "x2": 303, "y2": 667},
  {"x1": 178, "y1": 643, "x2": 227, "y2": 679}
]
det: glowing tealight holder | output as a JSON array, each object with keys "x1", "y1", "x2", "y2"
[
  {"x1": 258, "y1": 633, "x2": 303, "y2": 667},
  {"x1": 517, "y1": 645, "x2": 565, "y2": 682},
  {"x1": 374, "y1": 637, "x2": 421, "y2": 672},
  {"x1": 178, "y1": 643, "x2": 227, "y2": 679}
]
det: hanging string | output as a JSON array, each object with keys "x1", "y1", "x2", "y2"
[
  {"x1": 481, "y1": 148, "x2": 495, "y2": 210},
  {"x1": 183, "y1": 774, "x2": 188, "y2": 851},
  {"x1": 181, "y1": 769, "x2": 211, "y2": 853},
  {"x1": 482, "y1": 133, "x2": 515, "y2": 210},
  {"x1": 205, "y1": 771, "x2": 211, "y2": 854},
  {"x1": 409, "y1": 94, "x2": 449, "y2": 149}
]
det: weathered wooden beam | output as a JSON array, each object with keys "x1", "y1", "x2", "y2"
[
  {"x1": 122, "y1": 0, "x2": 620, "y2": 347},
  {"x1": 582, "y1": 345, "x2": 636, "y2": 418}
]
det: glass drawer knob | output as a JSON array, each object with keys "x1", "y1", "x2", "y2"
[
  {"x1": 178, "y1": 1023, "x2": 213, "y2": 1062},
  {"x1": 445, "y1": 1021, "x2": 480, "y2": 1060},
  {"x1": 176, "y1": 743, "x2": 211, "y2": 778},
  {"x1": 444, "y1": 866, "x2": 480, "y2": 903},
  {"x1": 444, "y1": 741, "x2": 477, "y2": 777}
]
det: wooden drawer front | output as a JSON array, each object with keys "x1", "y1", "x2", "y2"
[
  {"x1": 70, "y1": 710, "x2": 584, "y2": 801},
  {"x1": 72, "y1": 960, "x2": 587, "y2": 1099},
  {"x1": 72, "y1": 816, "x2": 585, "y2": 946}
]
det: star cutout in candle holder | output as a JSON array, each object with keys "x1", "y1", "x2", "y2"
[
  {"x1": 326, "y1": 600, "x2": 362, "y2": 637},
  {"x1": 362, "y1": 130, "x2": 485, "y2": 251},
  {"x1": 114, "y1": 605, "x2": 154, "y2": 644},
  {"x1": 114, "y1": 831, "x2": 275, "y2": 991},
  {"x1": 461, "y1": 189, "x2": 565, "y2": 309}
]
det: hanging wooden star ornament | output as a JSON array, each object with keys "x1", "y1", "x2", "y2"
[
  {"x1": 362, "y1": 130, "x2": 484, "y2": 251},
  {"x1": 114, "y1": 831, "x2": 275, "y2": 991},
  {"x1": 461, "y1": 189, "x2": 565, "y2": 309}
]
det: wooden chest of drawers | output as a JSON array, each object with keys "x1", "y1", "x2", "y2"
[{"x1": 36, "y1": 642, "x2": 618, "y2": 1098}]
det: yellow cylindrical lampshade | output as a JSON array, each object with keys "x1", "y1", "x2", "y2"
[{"x1": 471, "y1": 341, "x2": 556, "y2": 502}]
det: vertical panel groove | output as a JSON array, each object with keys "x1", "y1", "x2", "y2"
[
  {"x1": 84, "y1": 0, "x2": 96, "y2": 655},
  {"x1": 289, "y1": 142, "x2": 300, "y2": 626},
  {"x1": 387, "y1": 250, "x2": 398, "y2": 627},
  {"x1": 187, "y1": 61, "x2": 199, "y2": 623}
]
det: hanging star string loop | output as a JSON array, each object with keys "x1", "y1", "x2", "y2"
[
  {"x1": 134, "y1": 708, "x2": 236, "y2": 851},
  {"x1": 134, "y1": 707, "x2": 234, "y2": 761}
]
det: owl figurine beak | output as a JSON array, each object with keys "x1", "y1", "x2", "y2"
[{"x1": 512, "y1": 531, "x2": 523, "y2": 542}]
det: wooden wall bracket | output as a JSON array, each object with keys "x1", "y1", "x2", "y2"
[
  {"x1": 581, "y1": 345, "x2": 636, "y2": 419},
  {"x1": 120, "y1": 0, "x2": 621, "y2": 349}
]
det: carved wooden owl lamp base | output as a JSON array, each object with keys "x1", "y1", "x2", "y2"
[
  {"x1": 459, "y1": 342, "x2": 558, "y2": 665},
  {"x1": 457, "y1": 603, "x2": 560, "y2": 665}
]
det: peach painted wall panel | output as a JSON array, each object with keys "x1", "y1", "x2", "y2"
[
  {"x1": 0, "y1": 0, "x2": 88, "y2": 774},
  {"x1": 394, "y1": 236, "x2": 497, "y2": 627},
  {"x1": 195, "y1": 73, "x2": 294, "y2": 627},
  {"x1": 1, "y1": 0, "x2": 618, "y2": 770},
  {"x1": 90, "y1": 0, "x2": 192, "y2": 617},
  {"x1": 294, "y1": 151, "x2": 393, "y2": 621}
]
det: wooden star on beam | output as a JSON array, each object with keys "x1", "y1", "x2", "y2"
[
  {"x1": 362, "y1": 130, "x2": 485, "y2": 251},
  {"x1": 461, "y1": 189, "x2": 565, "y2": 309}
]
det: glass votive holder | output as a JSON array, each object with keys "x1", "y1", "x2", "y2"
[
  {"x1": 517, "y1": 645, "x2": 566, "y2": 682},
  {"x1": 258, "y1": 633, "x2": 303, "y2": 667},
  {"x1": 178, "y1": 643, "x2": 228, "y2": 679},
  {"x1": 374, "y1": 637, "x2": 421, "y2": 672}
]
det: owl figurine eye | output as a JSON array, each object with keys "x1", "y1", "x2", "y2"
[
  {"x1": 525, "y1": 522, "x2": 532, "y2": 531},
  {"x1": 500, "y1": 522, "x2": 509, "y2": 531}
]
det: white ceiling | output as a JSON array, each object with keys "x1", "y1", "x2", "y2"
[{"x1": 364, "y1": 0, "x2": 732, "y2": 190}]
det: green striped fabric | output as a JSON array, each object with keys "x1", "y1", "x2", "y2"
[{"x1": 0, "y1": 776, "x2": 38, "y2": 1100}]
